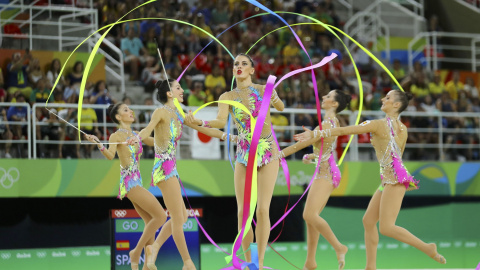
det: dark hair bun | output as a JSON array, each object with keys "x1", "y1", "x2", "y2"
[
  {"x1": 345, "y1": 94, "x2": 352, "y2": 104},
  {"x1": 405, "y1": 92, "x2": 414, "y2": 101},
  {"x1": 106, "y1": 104, "x2": 115, "y2": 116}
]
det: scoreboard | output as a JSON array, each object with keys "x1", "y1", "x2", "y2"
[{"x1": 110, "y1": 208, "x2": 201, "y2": 269}]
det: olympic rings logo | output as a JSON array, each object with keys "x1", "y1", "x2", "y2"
[
  {"x1": 114, "y1": 210, "x2": 127, "y2": 218},
  {"x1": 71, "y1": 251, "x2": 81, "y2": 257},
  {"x1": 0, "y1": 167, "x2": 19, "y2": 189},
  {"x1": 0, "y1": 253, "x2": 11, "y2": 259}
]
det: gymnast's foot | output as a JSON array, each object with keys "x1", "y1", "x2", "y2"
[
  {"x1": 303, "y1": 261, "x2": 317, "y2": 270},
  {"x1": 335, "y1": 244, "x2": 348, "y2": 270},
  {"x1": 129, "y1": 249, "x2": 140, "y2": 270},
  {"x1": 427, "y1": 243, "x2": 446, "y2": 264},
  {"x1": 182, "y1": 258, "x2": 197, "y2": 270},
  {"x1": 145, "y1": 243, "x2": 160, "y2": 270}
]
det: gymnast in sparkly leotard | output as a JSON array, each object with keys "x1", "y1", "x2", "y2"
[
  {"x1": 134, "y1": 79, "x2": 196, "y2": 270},
  {"x1": 294, "y1": 90, "x2": 446, "y2": 269},
  {"x1": 185, "y1": 53, "x2": 285, "y2": 270},
  {"x1": 86, "y1": 103, "x2": 167, "y2": 270},
  {"x1": 279, "y1": 90, "x2": 351, "y2": 270}
]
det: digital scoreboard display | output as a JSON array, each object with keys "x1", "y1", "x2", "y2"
[{"x1": 110, "y1": 208, "x2": 201, "y2": 269}]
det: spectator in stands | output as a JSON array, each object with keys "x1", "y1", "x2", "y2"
[
  {"x1": 428, "y1": 73, "x2": 445, "y2": 100},
  {"x1": 191, "y1": 13, "x2": 214, "y2": 50},
  {"x1": 282, "y1": 37, "x2": 301, "y2": 64},
  {"x1": 206, "y1": 85, "x2": 225, "y2": 104},
  {"x1": 211, "y1": 0, "x2": 229, "y2": 30},
  {"x1": 30, "y1": 78, "x2": 52, "y2": 105},
  {"x1": 187, "y1": 81, "x2": 207, "y2": 106},
  {"x1": 463, "y1": 76, "x2": 479, "y2": 100},
  {"x1": 322, "y1": 50, "x2": 344, "y2": 89},
  {"x1": 122, "y1": 13, "x2": 141, "y2": 38},
  {"x1": 310, "y1": 2, "x2": 334, "y2": 39},
  {"x1": 64, "y1": 61, "x2": 84, "y2": 103},
  {"x1": 256, "y1": 35, "x2": 281, "y2": 59},
  {"x1": 46, "y1": 58, "x2": 66, "y2": 92},
  {"x1": 90, "y1": 80, "x2": 117, "y2": 122},
  {"x1": 6, "y1": 51, "x2": 33, "y2": 100},
  {"x1": 7, "y1": 94, "x2": 28, "y2": 142},
  {"x1": 420, "y1": 94, "x2": 438, "y2": 113},
  {"x1": 445, "y1": 71, "x2": 463, "y2": 101},
  {"x1": 76, "y1": 95, "x2": 101, "y2": 158},
  {"x1": 140, "y1": 9, "x2": 161, "y2": 42},
  {"x1": 410, "y1": 73, "x2": 430, "y2": 101},
  {"x1": 121, "y1": 28, "x2": 148, "y2": 81},
  {"x1": 0, "y1": 68, "x2": 5, "y2": 102},
  {"x1": 391, "y1": 59, "x2": 406, "y2": 81},
  {"x1": 271, "y1": 113, "x2": 289, "y2": 142},
  {"x1": 28, "y1": 58, "x2": 45, "y2": 87},
  {"x1": 144, "y1": 27, "x2": 160, "y2": 58},
  {"x1": 436, "y1": 91, "x2": 456, "y2": 112},
  {"x1": 40, "y1": 107, "x2": 64, "y2": 158},
  {"x1": 0, "y1": 107, "x2": 13, "y2": 158},
  {"x1": 205, "y1": 65, "x2": 226, "y2": 93}
]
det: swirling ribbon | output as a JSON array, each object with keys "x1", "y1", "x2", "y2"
[{"x1": 48, "y1": 1, "x2": 407, "y2": 268}]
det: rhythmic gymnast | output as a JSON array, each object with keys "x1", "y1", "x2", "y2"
[
  {"x1": 276, "y1": 90, "x2": 351, "y2": 270},
  {"x1": 185, "y1": 53, "x2": 285, "y2": 270},
  {"x1": 294, "y1": 90, "x2": 446, "y2": 269},
  {"x1": 132, "y1": 79, "x2": 196, "y2": 270},
  {"x1": 85, "y1": 103, "x2": 167, "y2": 270}
]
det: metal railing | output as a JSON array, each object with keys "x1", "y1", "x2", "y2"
[
  {"x1": 87, "y1": 32, "x2": 126, "y2": 93},
  {"x1": 456, "y1": 0, "x2": 480, "y2": 12},
  {"x1": 58, "y1": 9, "x2": 98, "y2": 51},
  {"x1": 0, "y1": 104, "x2": 465, "y2": 161},
  {"x1": 0, "y1": 3, "x2": 98, "y2": 50},
  {"x1": 343, "y1": 12, "x2": 390, "y2": 60},
  {"x1": 408, "y1": 31, "x2": 480, "y2": 72},
  {"x1": 0, "y1": 102, "x2": 32, "y2": 159}
]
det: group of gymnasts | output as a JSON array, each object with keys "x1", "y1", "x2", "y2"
[{"x1": 85, "y1": 53, "x2": 447, "y2": 270}]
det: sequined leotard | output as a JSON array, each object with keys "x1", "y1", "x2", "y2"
[
  {"x1": 311, "y1": 118, "x2": 341, "y2": 188},
  {"x1": 374, "y1": 117, "x2": 419, "y2": 191},
  {"x1": 118, "y1": 130, "x2": 143, "y2": 199},
  {"x1": 230, "y1": 84, "x2": 280, "y2": 167},
  {"x1": 151, "y1": 106, "x2": 184, "y2": 185},
  {"x1": 315, "y1": 117, "x2": 419, "y2": 191}
]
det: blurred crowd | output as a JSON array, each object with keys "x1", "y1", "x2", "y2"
[{"x1": 0, "y1": 0, "x2": 478, "y2": 160}]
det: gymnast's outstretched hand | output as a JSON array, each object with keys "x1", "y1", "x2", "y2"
[
  {"x1": 185, "y1": 110, "x2": 202, "y2": 126},
  {"x1": 293, "y1": 126, "x2": 314, "y2": 142}
]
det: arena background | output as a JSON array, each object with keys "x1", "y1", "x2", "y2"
[{"x1": 0, "y1": 0, "x2": 480, "y2": 269}]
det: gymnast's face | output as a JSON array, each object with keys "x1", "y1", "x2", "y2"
[
  {"x1": 116, "y1": 104, "x2": 135, "y2": 124},
  {"x1": 233, "y1": 55, "x2": 254, "y2": 79},
  {"x1": 381, "y1": 90, "x2": 401, "y2": 113},
  {"x1": 167, "y1": 80, "x2": 184, "y2": 103},
  {"x1": 321, "y1": 90, "x2": 339, "y2": 111}
]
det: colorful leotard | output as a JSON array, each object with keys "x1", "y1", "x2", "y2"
[
  {"x1": 151, "y1": 106, "x2": 183, "y2": 185},
  {"x1": 374, "y1": 117, "x2": 419, "y2": 191},
  {"x1": 230, "y1": 84, "x2": 280, "y2": 167},
  {"x1": 312, "y1": 118, "x2": 341, "y2": 188},
  {"x1": 118, "y1": 130, "x2": 143, "y2": 200}
]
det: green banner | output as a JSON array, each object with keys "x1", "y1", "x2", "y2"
[{"x1": 0, "y1": 159, "x2": 479, "y2": 197}]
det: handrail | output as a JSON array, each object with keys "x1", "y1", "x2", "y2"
[
  {"x1": 20, "y1": 103, "x2": 480, "y2": 160},
  {"x1": 58, "y1": 10, "x2": 98, "y2": 51},
  {"x1": 0, "y1": 3, "x2": 98, "y2": 51},
  {"x1": 0, "y1": 0, "x2": 24, "y2": 27},
  {"x1": 343, "y1": 12, "x2": 390, "y2": 60},
  {"x1": 456, "y1": 0, "x2": 480, "y2": 12},
  {"x1": 88, "y1": 32, "x2": 126, "y2": 93},
  {"x1": 408, "y1": 31, "x2": 480, "y2": 71},
  {"x1": 0, "y1": 102, "x2": 31, "y2": 159},
  {"x1": 472, "y1": 37, "x2": 480, "y2": 72}
]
